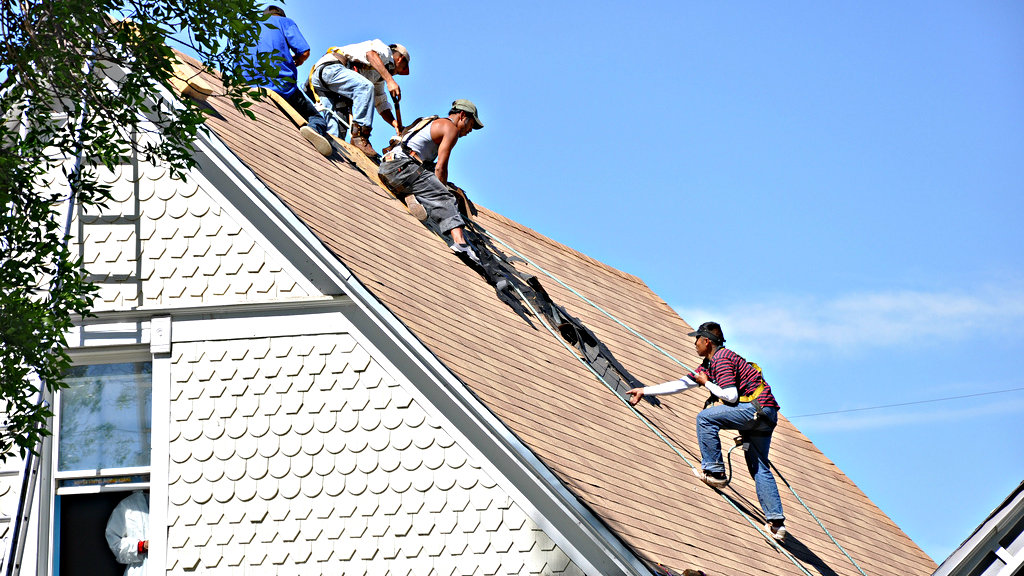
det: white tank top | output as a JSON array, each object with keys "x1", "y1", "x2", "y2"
[{"x1": 402, "y1": 118, "x2": 441, "y2": 166}]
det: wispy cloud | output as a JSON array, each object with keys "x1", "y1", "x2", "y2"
[{"x1": 674, "y1": 285, "x2": 1024, "y2": 359}]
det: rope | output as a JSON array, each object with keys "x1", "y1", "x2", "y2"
[
  {"x1": 482, "y1": 224, "x2": 864, "y2": 576},
  {"x1": 477, "y1": 224, "x2": 698, "y2": 373},
  {"x1": 507, "y1": 283, "x2": 814, "y2": 575},
  {"x1": 384, "y1": 188, "x2": 854, "y2": 574},
  {"x1": 772, "y1": 461, "x2": 869, "y2": 576}
]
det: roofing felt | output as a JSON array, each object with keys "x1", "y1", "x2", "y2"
[{"x1": 179, "y1": 54, "x2": 937, "y2": 576}]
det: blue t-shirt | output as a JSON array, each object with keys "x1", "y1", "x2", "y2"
[{"x1": 244, "y1": 15, "x2": 310, "y2": 97}]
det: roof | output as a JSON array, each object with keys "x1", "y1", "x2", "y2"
[
  {"x1": 177, "y1": 54, "x2": 937, "y2": 576},
  {"x1": 932, "y1": 480, "x2": 1024, "y2": 576}
]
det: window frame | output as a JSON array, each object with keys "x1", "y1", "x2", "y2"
[{"x1": 54, "y1": 347, "x2": 154, "y2": 496}]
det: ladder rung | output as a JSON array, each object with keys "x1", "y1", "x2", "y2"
[
  {"x1": 84, "y1": 274, "x2": 139, "y2": 283},
  {"x1": 80, "y1": 215, "x2": 140, "y2": 224}
]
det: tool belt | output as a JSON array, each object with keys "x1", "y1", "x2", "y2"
[{"x1": 382, "y1": 148, "x2": 432, "y2": 171}]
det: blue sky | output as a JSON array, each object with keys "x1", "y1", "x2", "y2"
[{"x1": 271, "y1": 0, "x2": 1023, "y2": 563}]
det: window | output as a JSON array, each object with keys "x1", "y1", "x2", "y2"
[
  {"x1": 58, "y1": 362, "x2": 152, "y2": 473},
  {"x1": 50, "y1": 360, "x2": 154, "y2": 576}
]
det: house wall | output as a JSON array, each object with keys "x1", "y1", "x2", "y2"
[
  {"x1": 165, "y1": 320, "x2": 583, "y2": 575},
  {"x1": 74, "y1": 151, "x2": 311, "y2": 313},
  {"x1": 2, "y1": 146, "x2": 586, "y2": 575}
]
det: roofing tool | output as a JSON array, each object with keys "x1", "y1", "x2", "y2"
[
  {"x1": 393, "y1": 98, "x2": 404, "y2": 134},
  {"x1": 323, "y1": 107, "x2": 350, "y2": 133}
]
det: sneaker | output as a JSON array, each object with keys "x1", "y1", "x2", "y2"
[
  {"x1": 450, "y1": 242, "x2": 480, "y2": 265},
  {"x1": 299, "y1": 125, "x2": 332, "y2": 157},
  {"x1": 765, "y1": 522, "x2": 788, "y2": 542},
  {"x1": 405, "y1": 195, "x2": 428, "y2": 221},
  {"x1": 693, "y1": 468, "x2": 728, "y2": 488}
]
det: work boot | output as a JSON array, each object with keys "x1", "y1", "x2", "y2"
[
  {"x1": 350, "y1": 123, "x2": 379, "y2": 158},
  {"x1": 693, "y1": 468, "x2": 728, "y2": 489},
  {"x1": 765, "y1": 522, "x2": 788, "y2": 542}
]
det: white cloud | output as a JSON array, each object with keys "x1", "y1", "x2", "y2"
[{"x1": 674, "y1": 285, "x2": 1024, "y2": 359}]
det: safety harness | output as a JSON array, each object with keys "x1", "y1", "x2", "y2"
[
  {"x1": 702, "y1": 358, "x2": 769, "y2": 416},
  {"x1": 305, "y1": 47, "x2": 396, "y2": 105},
  {"x1": 382, "y1": 115, "x2": 439, "y2": 165}
]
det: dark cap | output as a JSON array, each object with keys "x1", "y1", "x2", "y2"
[{"x1": 687, "y1": 321, "x2": 725, "y2": 345}]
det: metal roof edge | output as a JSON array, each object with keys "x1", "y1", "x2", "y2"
[{"x1": 932, "y1": 483, "x2": 1024, "y2": 576}]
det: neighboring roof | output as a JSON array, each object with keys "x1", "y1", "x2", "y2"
[
  {"x1": 932, "y1": 480, "x2": 1024, "y2": 576},
  {"x1": 178, "y1": 54, "x2": 937, "y2": 576}
]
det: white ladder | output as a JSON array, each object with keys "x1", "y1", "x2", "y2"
[{"x1": 1, "y1": 396, "x2": 47, "y2": 576}]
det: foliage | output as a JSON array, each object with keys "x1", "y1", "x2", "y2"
[{"x1": 0, "y1": 0, "x2": 276, "y2": 460}]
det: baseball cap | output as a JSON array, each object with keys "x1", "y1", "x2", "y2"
[
  {"x1": 452, "y1": 99, "x2": 484, "y2": 129},
  {"x1": 687, "y1": 322, "x2": 725, "y2": 345},
  {"x1": 391, "y1": 44, "x2": 411, "y2": 65}
]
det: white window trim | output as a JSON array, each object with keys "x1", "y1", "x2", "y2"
[
  {"x1": 55, "y1": 466, "x2": 151, "y2": 480},
  {"x1": 38, "y1": 348, "x2": 161, "y2": 576}
]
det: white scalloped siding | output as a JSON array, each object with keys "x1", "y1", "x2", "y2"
[
  {"x1": 72, "y1": 159, "x2": 310, "y2": 311},
  {"x1": 165, "y1": 332, "x2": 584, "y2": 576}
]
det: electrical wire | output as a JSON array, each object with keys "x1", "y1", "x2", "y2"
[{"x1": 787, "y1": 386, "x2": 1024, "y2": 418}]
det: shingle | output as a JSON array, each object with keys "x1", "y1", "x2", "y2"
[{"x1": 158, "y1": 54, "x2": 938, "y2": 576}]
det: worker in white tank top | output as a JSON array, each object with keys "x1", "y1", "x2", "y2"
[{"x1": 379, "y1": 100, "x2": 484, "y2": 262}]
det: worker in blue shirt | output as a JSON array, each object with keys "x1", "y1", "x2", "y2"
[{"x1": 244, "y1": 5, "x2": 333, "y2": 157}]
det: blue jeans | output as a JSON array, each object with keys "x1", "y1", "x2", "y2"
[
  {"x1": 697, "y1": 403, "x2": 785, "y2": 522},
  {"x1": 282, "y1": 89, "x2": 329, "y2": 137},
  {"x1": 310, "y1": 63, "x2": 375, "y2": 136}
]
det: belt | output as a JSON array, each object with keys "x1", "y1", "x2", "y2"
[{"x1": 383, "y1": 147, "x2": 426, "y2": 166}]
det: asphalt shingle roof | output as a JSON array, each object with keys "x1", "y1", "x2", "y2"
[{"x1": 182, "y1": 54, "x2": 937, "y2": 576}]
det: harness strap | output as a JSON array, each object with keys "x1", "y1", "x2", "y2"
[
  {"x1": 704, "y1": 382, "x2": 766, "y2": 407},
  {"x1": 307, "y1": 61, "x2": 343, "y2": 104},
  {"x1": 399, "y1": 115, "x2": 438, "y2": 147},
  {"x1": 382, "y1": 115, "x2": 440, "y2": 164},
  {"x1": 739, "y1": 382, "x2": 766, "y2": 404}
]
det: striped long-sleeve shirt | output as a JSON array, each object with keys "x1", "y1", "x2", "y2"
[{"x1": 698, "y1": 347, "x2": 779, "y2": 409}]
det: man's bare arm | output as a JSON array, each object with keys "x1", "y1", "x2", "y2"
[
  {"x1": 365, "y1": 50, "x2": 400, "y2": 101},
  {"x1": 432, "y1": 119, "x2": 459, "y2": 184}
]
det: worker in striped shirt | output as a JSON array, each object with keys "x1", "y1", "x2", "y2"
[{"x1": 627, "y1": 321, "x2": 788, "y2": 541}]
